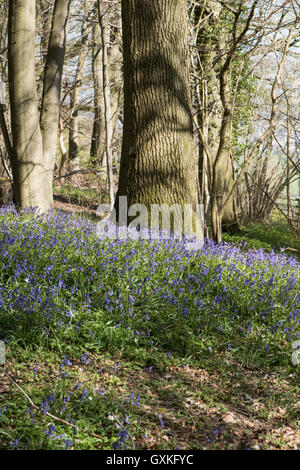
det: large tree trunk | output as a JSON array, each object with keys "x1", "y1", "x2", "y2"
[
  {"x1": 116, "y1": 0, "x2": 200, "y2": 233},
  {"x1": 8, "y1": 0, "x2": 50, "y2": 210}
]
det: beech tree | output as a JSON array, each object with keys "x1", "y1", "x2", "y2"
[{"x1": 8, "y1": 0, "x2": 70, "y2": 211}]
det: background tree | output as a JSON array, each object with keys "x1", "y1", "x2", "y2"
[
  {"x1": 8, "y1": 0, "x2": 70, "y2": 210},
  {"x1": 68, "y1": 0, "x2": 91, "y2": 172},
  {"x1": 1, "y1": 0, "x2": 299, "y2": 239},
  {"x1": 190, "y1": 0, "x2": 300, "y2": 241},
  {"x1": 90, "y1": 0, "x2": 122, "y2": 168}
]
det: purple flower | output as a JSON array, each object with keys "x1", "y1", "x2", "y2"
[
  {"x1": 62, "y1": 356, "x2": 72, "y2": 366},
  {"x1": 158, "y1": 413, "x2": 165, "y2": 428},
  {"x1": 64, "y1": 439, "x2": 72, "y2": 450},
  {"x1": 45, "y1": 424, "x2": 56, "y2": 436}
]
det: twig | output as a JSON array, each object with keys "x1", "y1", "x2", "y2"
[
  {"x1": 0, "y1": 147, "x2": 13, "y2": 181},
  {"x1": 1, "y1": 369, "x2": 103, "y2": 441},
  {"x1": 54, "y1": 167, "x2": 106, "y2": 181}
]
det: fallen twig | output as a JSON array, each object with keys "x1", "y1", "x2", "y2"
[
  {"x1": 54, "y1": 167, "x2": 106, "y2": 181},
  {"x1": 1, "y1": 369, "x2": 103, "y2": 442}
]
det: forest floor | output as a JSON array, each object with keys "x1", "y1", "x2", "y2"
[
  {"x1": 1, "y1": 346, "x2": 299, "y2": 450},
  {"x1": 53, "y1": 181, "x2": 300, "y2": 257},
  {"x1": 1, "y1": 345, "x2": 299, "y2": 450},
  {"x1": 0, "y1": 196, "x2": 299, "y2": 450},
  {"x1": 54, "y1": 194, "x2": 97, "y2": 217}
]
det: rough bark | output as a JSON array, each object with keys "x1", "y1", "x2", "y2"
[{"x1": 116, "y1": 0, "x2": 199, "y2": 233}]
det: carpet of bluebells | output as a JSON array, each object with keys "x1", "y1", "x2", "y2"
[{"x1": 0, "y1": 204, "x2": 299, "y2": 450}]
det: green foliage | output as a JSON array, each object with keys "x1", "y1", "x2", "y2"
[
  {"x1": 224, "y1": 221, "x2": 300, "y2": 256},
  {"x1": 53, "y1": 184, "x2": 101, "y2": 206},
  {"x1": 0, "y1": 209, "x2": 299, "y2": 450}
]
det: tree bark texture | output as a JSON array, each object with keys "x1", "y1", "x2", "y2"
[
  {"x1": 41, "y1": 0, "x2": 71, "y2": 205},
  {"x1": 8, "y1": 0, "x2": 49, "y2": 210},
  {"x1": 116, "y1": 0, "x2": 199, "y2": 230}
]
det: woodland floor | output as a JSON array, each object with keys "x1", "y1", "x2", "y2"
[{"x1": 0, "y1": 189, "x2": 299, "y2": 450}]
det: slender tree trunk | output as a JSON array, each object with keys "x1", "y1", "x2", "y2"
[
  {"x1": 286, "y1": 103, "x2": 291, "y2": 220},
  {"x1": 68, "y1": 0, "x2": 90, "y2": 171},
  {"x1": 90, "y1": 3, "x2": 122, "y2": 167},
  {"x1": 58, "y1": 114, "x2": 67, "y2": 178},
  {"x1": 193, "y1": 1, "x2": 236, "y2": 240},
  {"x1": 36, "y1": 0, "x2": 54, "y2": 100},
  {"x1": 0, "y1": 102, "x2": 13, "y2": 165},
  {"x1": 98, "y1": 0, "x2": 114, "y2": 208},
  {"x1": 193, "y1": 1, "x2": 222, "y2": 228},
  {"x1": 116, "y1": 0, "x2": 199, "y2": 232},
  {"x1": 90, "y1": 19, "x2": 105, "y2": 165},
  {"x1": 40, "y1": 0, "x2": 71, "y2": 207}
]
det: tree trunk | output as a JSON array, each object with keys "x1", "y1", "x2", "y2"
[
  {"x1": 98, "y1": 0, "x2": 114, "y2": 208},
  {"x1": 8, "y1": 0, "x2": 70, "y2": 211},
  {"x1": 8, "y1": 0, "x2": 50, "y2": 210},
  {"x1": 40, "y1": 0, "x2": 71, "y2": 206},
  {"x1": 36, "y1": 0, "x2": 54, "y2": 100},
  {"x1": 116, "y1": 0, "x2": 199, "y2": 233},
  {"x1": 68, "y1": 0, "x2": 90, "y2": 171},
  {"x1": 90, "y1": 19, "x2": 105, "y2": 165},
  {"x1": 193, "y1": 1, "x2": 236, "y2": 240},
  {"x1": 58, "y1": 113, "x2": 67, "y2": 178},
  {"x1": 90, "y1": 3, "x2": 122, "y2": 167}
]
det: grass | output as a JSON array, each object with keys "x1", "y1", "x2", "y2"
[
  {"x1": 224, "y1": 221, "x2": 300, "y2": 256},
  {"x1": 53, "y1": 184, "x2": 102, "y2": 208},
  {"x1": 0, "y1": 205, "x2": 299, "y2": 450}
]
